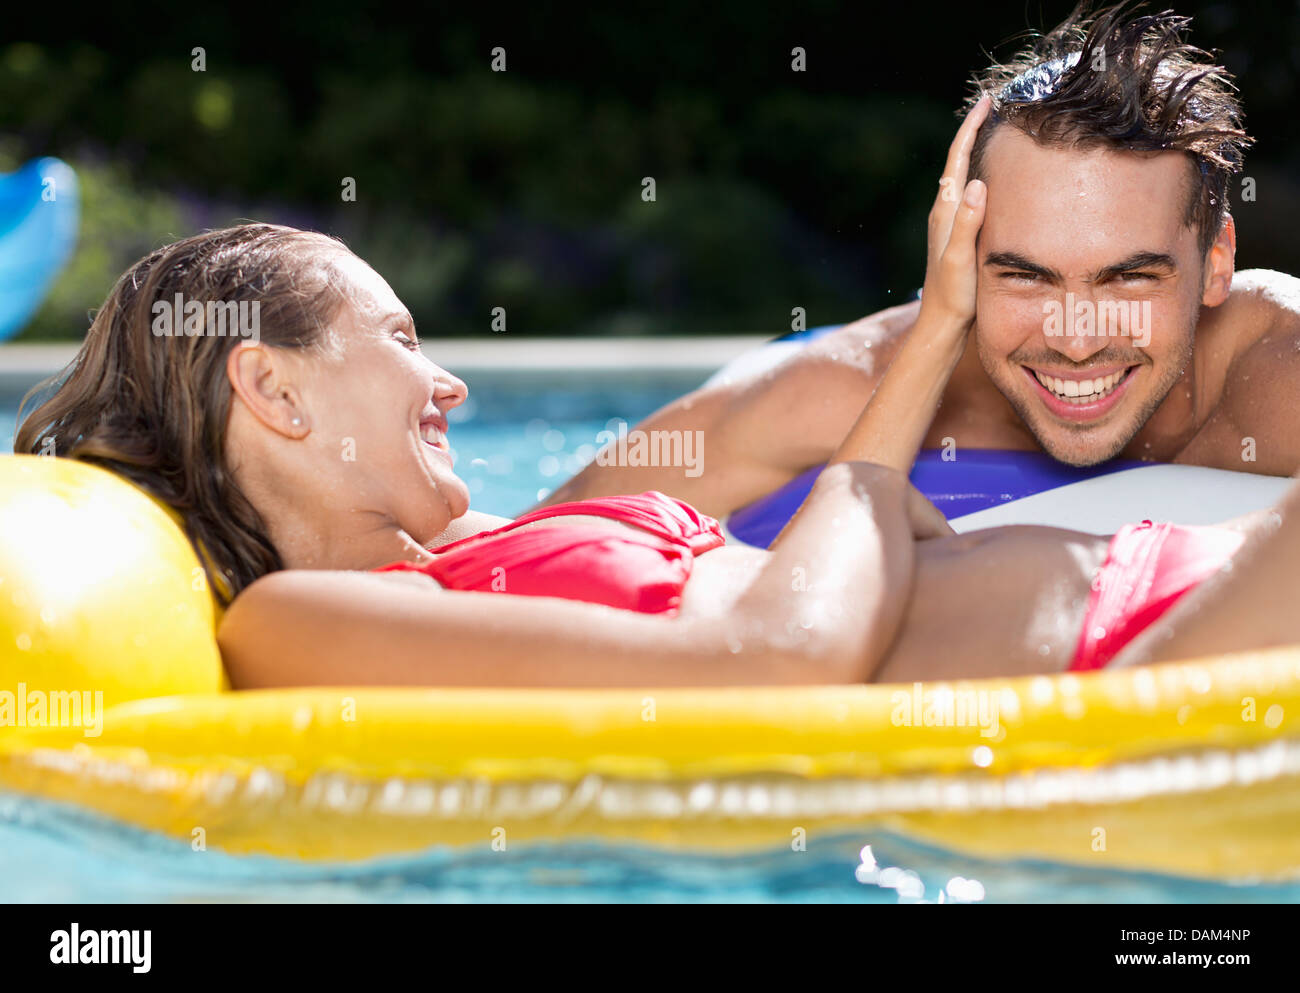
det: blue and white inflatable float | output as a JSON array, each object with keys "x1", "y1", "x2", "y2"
[
  {"x1": 0, "y1": 156, "x2": 80, "y2": 342},
  {"x1": 713, "y1": 324, "x2": 1293, "y2": 544}
]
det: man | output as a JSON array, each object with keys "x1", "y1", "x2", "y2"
[{"x1": 544, "y1": 4, "x2": 1300, "y2": 521}]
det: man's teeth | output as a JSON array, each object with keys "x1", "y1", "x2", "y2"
[
  {"x1": 1033, "y1": 368, "x2": 1129, "y2": 404},
  {"x1": 420, "y1": 424, "x2": 446, "y2": 447}
]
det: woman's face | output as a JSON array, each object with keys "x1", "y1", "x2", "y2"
[{"x1": 281, "y1": 252, "x2": 470, "y2": 546}]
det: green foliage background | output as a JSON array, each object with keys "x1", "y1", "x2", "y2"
[{"x1": 2, "y1": 2, "x2": 1297, "y2": 341}]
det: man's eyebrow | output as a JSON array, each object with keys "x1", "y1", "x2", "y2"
[
  {"x1": 983, "y1": 250, "x2": 1178, "y2": 281},
  {"x1": 1094, "y1": 252, "x2": 1178, "y2": 280},
  {"x1": 983, "y1": 251, "x2": 1061, "y2": 280}
]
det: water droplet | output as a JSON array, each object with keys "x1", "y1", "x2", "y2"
[
  {"x1": 896, "y1": 873, "x2": 925, "y2": 900},
  {"x1": 946, "y1": 876, "x2": 986, "y2": 902},
  {"x1": 854, "y1": 863, "x2": 879, "y2": 885}
]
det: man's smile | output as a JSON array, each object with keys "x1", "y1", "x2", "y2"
[{"x1": 1021, "y1": 363, "x2": 1141, "y2": 421}]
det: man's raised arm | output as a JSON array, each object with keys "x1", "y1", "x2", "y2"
[{"x1": 535, "y1": 300, "x2": 920, "y2": 519}]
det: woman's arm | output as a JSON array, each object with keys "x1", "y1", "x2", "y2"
[
  {"x1": 218, "y1": 461, "x2": 915, "y2": 688},
  {"x1": 218, "y1": 568, "x2": 819, "y2": 689}
]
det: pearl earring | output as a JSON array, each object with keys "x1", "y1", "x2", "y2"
[{"x1": 291, "y1": 417, "x2": 302, "y2": 426}]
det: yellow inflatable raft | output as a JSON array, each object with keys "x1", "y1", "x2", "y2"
[{"x1": 1, "y1": 454, "x2": 1297, "y2": 878}]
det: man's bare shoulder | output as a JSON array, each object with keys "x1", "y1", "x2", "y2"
[
  {"x1": 1204, "y1": 270, "x2": 1300, "y2": 474},
  {"x1": 1222, "y1": 269, "x2": 1300, "y2": 364},
  {"x1": 1223, "y1": 269, "x2": 1300, "y2": 336},
  {"x1": 794, "y1": 299, "x2": 919, "y2": 373},
  {"x1": 1230, "y1": 268, "x2": 1300, "y2": 304}
]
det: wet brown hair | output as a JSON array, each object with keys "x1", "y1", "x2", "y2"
[
  {"x1": 966, "y1": 2, "x2": 1252, "y2": 256},
  {"x1": 14, "y1": 223, "x2": 350, "y2": 606}
]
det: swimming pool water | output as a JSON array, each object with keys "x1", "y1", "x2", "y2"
[
  {"x1": 440, "y1": 369, "x2": 711, "y2": 516},
  {"x1": 2, "y1": 791, "x2": 1296, "y2": 903}
]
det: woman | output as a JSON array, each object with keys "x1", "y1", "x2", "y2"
[{"x1": 15, "y1": 99, "x2": 1295, "y2": 686}]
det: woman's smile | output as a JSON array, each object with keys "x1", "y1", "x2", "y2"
[{"x1": 418, "y1": 414, "x2": 450, "y2": 455}]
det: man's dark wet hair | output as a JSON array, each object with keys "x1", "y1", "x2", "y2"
[{"x1": 966, "y1": 3, "x2": 1252, "y2": 256}]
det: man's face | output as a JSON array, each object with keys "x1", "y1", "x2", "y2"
[{"x1": 973, "y1": 126, "x2": 1208, "y2": 465}]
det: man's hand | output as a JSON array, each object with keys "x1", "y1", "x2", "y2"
[{"x1": 922, "y1": 94, "x2": 990, "y2": 329}]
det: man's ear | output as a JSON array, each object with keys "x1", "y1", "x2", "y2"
[
  {"x1": 226, "y1": 342, "x2": 309, "y2": 438},
  {"x1": 1201, "y1": 214, "x2": 1236, "y2": 308}
]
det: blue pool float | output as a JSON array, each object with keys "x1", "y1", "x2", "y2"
[
  {"x1": 723, "y1": 324, "x2": 1143, "y2": 547},
  {"x1": 0, "y1": 157, "x2": 80, "y2": 342}
]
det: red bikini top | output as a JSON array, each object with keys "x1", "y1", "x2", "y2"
[{"x1": 373, "y1": 491, "x2": 726, "y2": 614}]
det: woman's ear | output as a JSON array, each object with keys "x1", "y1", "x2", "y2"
[
  {"x1": 226, "y1": 343, "x2": 309, "y2": 438},
  {"x1": 1201, "y1": 214, "x2": 1236, "y2": 308}
]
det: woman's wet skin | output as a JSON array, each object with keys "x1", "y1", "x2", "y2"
[{"x1": 880, "y1": 526, "x2": 1108, "y2": 680}]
